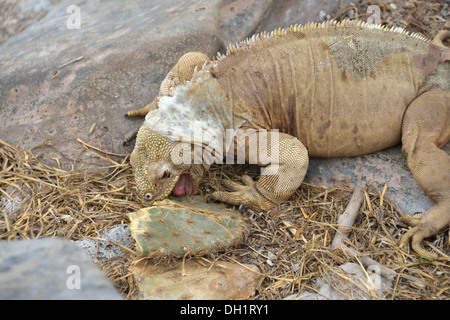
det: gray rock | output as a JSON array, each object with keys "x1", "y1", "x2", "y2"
[
  {"x1": 0, "y1": 238, "x2": 122, "y2": 299},
  {"x1": 0, "y1": 0, "x2": 59, "y2": 45},
  {"x1": 256, "y1": 0, "x2": 351, "y2": 32},
  {"x1": 0, "y1": 0, "x2": 261, "y2": 168},
  {"x1": 284, "y1": 262, "x2": 393, "y2": 300},
  {"x1": 218, "y1": 0, "x2": 272, "y2": 46},
  {"x1": 317, "y1": 262, "x2": 393, "y2": 300},
  {"x1": 75, "y1": 224, "x2": 132, "y2": 261},
  {"x1": 1, "y1": 0, "x2": 217, "y2": 165},
  {"x1": 305, "y1": 143, "x2": 450, "y2": 215}
]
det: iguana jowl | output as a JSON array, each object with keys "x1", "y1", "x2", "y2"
[{"x1": 128, "y1": 20, "x2": 450, "y2": 259}]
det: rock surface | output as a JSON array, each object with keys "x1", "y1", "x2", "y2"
[
  {"x1": 0, "y1": 0, "x2": 59, "y2": 45},
  {"x1": 256, "y1": 0, "x2": 347, "y2": 32},
  {"x1": 1, "y1": 0, "x2": 225, "y2": 166},
  {"x1": 0, "y1": 238, "x2": 122, "y2": 299},
  {"x1": 75, "y1": 224, "x2": 132, "y2": 262},
  {"x1": 284, "y1": 262, "x2": 393, "y2": 300},
  {"x1": 305, "y1": 145, "x2": 450, "y2": 215}
]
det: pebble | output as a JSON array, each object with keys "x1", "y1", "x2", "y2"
[
  {"x1": 75, "y1": 224, "x2": 132, "y2": 262},
  {"x1": 284, "y1": 262, "x2": 393, "y2": 300}
]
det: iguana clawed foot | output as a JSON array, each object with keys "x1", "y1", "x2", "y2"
[
  {"x1": 398, "y1": 202, "x2": 450, "y2": 260},
  {"x1": 208, "y1": 175, "x2": 276, "y2": 212}
]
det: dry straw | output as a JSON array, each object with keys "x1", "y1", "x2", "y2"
[
  {"x1": 202, "y1": 163, "x2": 449, "y2": 300},
  {"x1": 1, "y1": 137, "x2": 448, "y2": 299}
]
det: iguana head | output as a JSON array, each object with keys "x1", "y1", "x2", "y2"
[{"x1": 130, "y1": 125, "x2": 195, "y2": 204}]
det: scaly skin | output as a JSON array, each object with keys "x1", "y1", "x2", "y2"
[{"x1": 128, "y1": 20, "x2": 450, "y2": 259}]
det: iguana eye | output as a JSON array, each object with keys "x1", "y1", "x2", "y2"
[{"x1": 144, "y1": 193, "x2": 153, "y2": 200}]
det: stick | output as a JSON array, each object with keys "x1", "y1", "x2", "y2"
[
  {"x1": 331, "y1": 182, "x2": 397, "y2": 280},
  {"x1": 334, "y1": 182, "x2": 365, "y2": 233},
  {"x1": 58, "y1": 56, "x2": 84, "y2": 69}
]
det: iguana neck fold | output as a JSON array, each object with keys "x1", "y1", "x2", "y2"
[{"x1": 144, "y1": 74, "x2": 246, "y2": 158}]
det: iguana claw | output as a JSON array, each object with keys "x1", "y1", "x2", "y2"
[
  {"x1": 398, "y1": 202, "x2": 450, "y2": 260},
  {"x1": 208, "y1": 175, "x2": 276, "y2": 212}
]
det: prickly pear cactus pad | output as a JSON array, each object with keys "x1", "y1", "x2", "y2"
[
  {"x1": 129, "y1": 258, "x2": 261, "y2": 300},
  {"x1": 128, "y1": 196, "x2": 248, "y2": 257}
]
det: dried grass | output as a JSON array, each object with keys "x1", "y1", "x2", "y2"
[
  {"x1": 0, "y1": 138, "x2": 141, "y2": 298},
  {"x1": 1, "y1": 138, "x2": 448, "y2": 300},
  {"x1": 202, "y1": 164, "x2": 450, "y2": 300}
]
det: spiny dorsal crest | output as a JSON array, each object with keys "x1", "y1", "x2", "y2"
[{"x1": 217, "y1": 19, "x2": 430, "y2": 60}]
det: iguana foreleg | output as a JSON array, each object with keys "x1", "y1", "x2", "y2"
[
  {"x1": 400, "y1": 88, "x2": 450, "y2": 259},
  {"x1": 209, "y1": 130, "x2": 309, "y2": 211}
]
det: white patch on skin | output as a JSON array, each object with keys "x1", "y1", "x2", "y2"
[{"x1": 144, "y1": 74, "x2": 236, "y2": 153}]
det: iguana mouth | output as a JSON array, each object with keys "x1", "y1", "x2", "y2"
[{"x1": 171, "y1": 172, "x2": 195, "y2": 196}]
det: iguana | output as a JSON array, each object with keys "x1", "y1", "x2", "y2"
[{"x1": 127, "y1": 20, "x2": 450, "y2": 259}]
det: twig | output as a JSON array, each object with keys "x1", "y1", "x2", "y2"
[
  {"x1": 77, "y1": 138, "x2": 127, "y2": 157},
  {"x1": 331, "y1": 182, "x2": 397, "y2": 280},
  {"x1": 58, "y1": 56, "x2": 84, "y2": 69}
]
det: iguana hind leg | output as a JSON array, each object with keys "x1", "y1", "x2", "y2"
[
  {"x1": 209, "y1": 130, "x2": 309, "y2": 211},
  {"x1": 400, "y1": 88, "x2": 450, "y2": 259}
]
